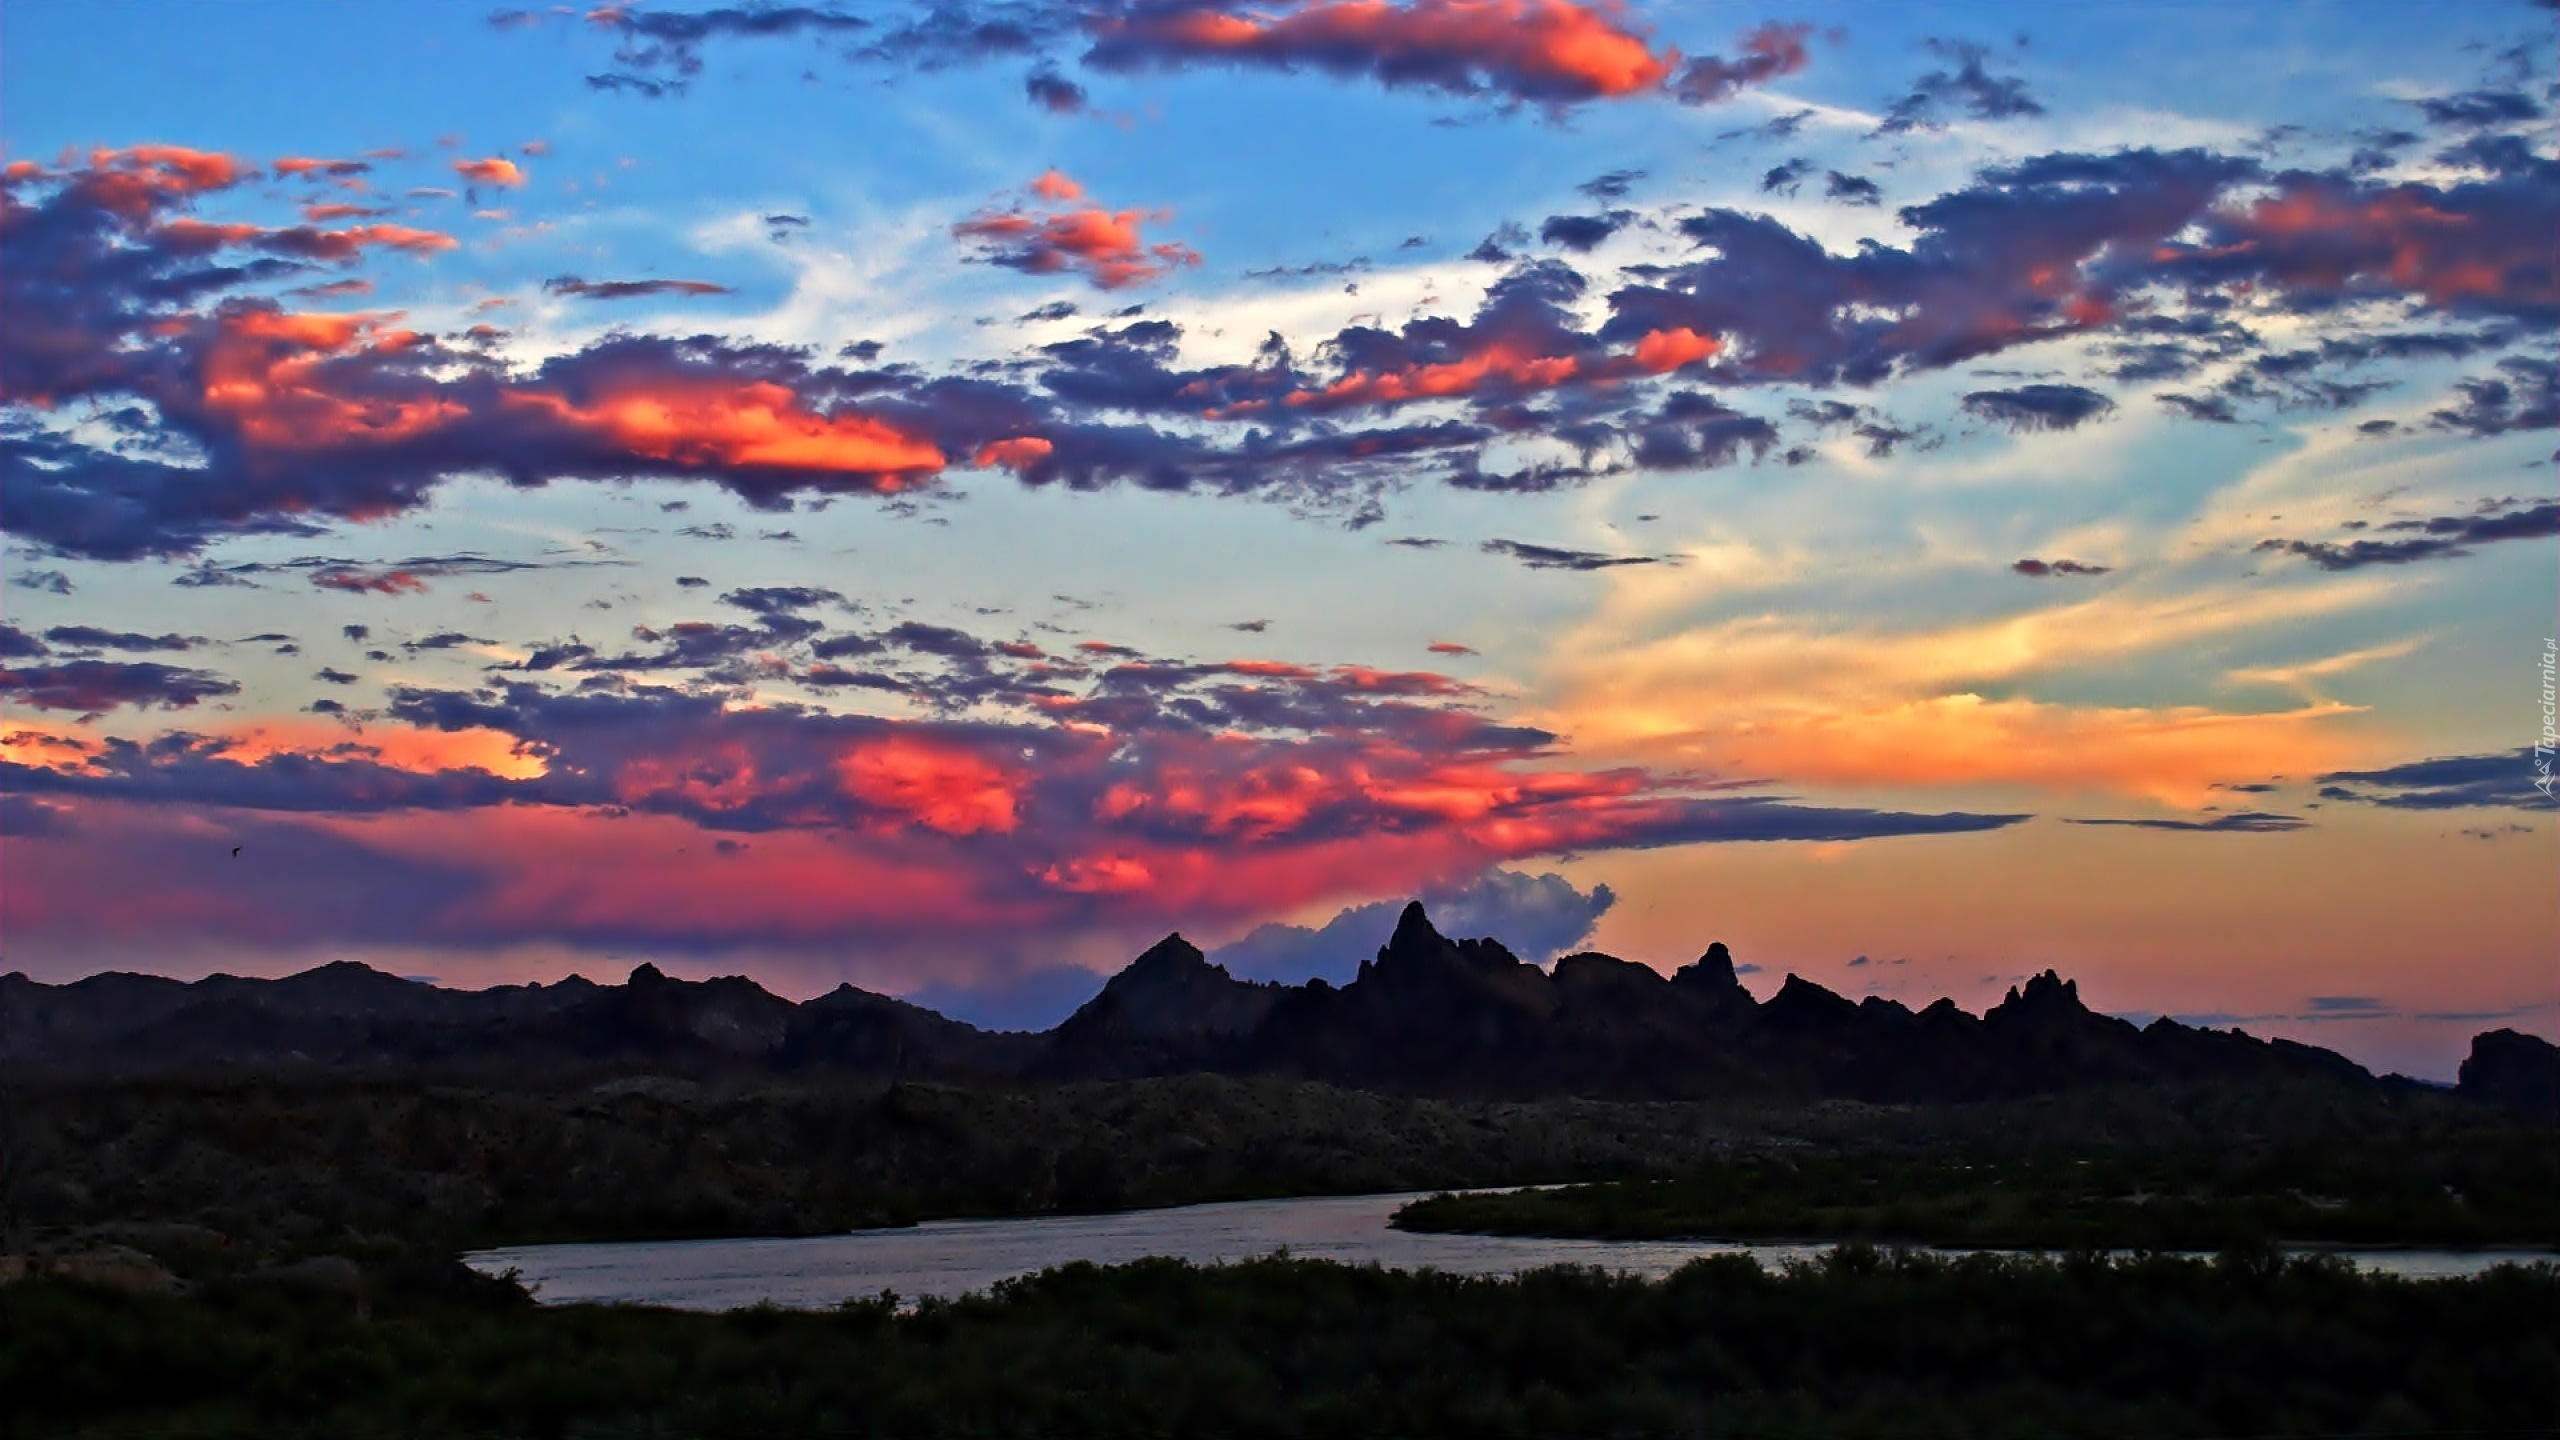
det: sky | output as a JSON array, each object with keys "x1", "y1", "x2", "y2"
[{"x1": 2, "y1": 0, "x2": 2554, "y2": 1079}]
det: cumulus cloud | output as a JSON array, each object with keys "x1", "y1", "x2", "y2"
[{"x1": 1212, "y1": 866, "x2": 1617, "y2": 983}]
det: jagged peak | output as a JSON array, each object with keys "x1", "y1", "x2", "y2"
[
  {"x1": 1671, "y1": 940, "x2": 1744, "y2": 993},
  {"x1": 1127, "y1": 932, "x2": 1209, "y2": 973},
  {"x1": 1995, "y1": 968, "x2": 2085, "y2": 1015},
  {"x1": 1386, "y1": 900, "x2": 1442, "y2": 954},
  {"x1": 627, "y1": 962, "x2": 668, "y2": 986}
]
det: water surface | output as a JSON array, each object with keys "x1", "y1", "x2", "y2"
[{"x1": 465, "y1": 1191, "x2": 2552, "y2": 1311}]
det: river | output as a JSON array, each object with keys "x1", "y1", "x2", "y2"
[{"x1": 463, "y1": 1190, "x2": 2555, "y2": 1311}]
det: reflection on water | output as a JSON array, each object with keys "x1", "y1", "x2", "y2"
[{"x1": 464, "y1": 1190, "x2": 2555, "y2": 1313}]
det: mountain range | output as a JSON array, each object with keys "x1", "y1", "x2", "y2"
[{"x1": 6, "y1": 901, "x2": 2547, "y2": 1107}]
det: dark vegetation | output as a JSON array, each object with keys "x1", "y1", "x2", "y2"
[
  {"x1": 1394, "y1": 1125, "x2": 2560, "y2": 1248},
  {"x1": 6, "y1": 1247, "x2": 2554, "y2": 1439}
]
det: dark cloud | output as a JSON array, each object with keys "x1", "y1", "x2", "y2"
[
  {"x1": 1717, "y1": 107, "x2": 1814, "y2": 143},
  {"x1": 1759, "y1": 157, "x2": 1812, "y2": 195},
  {"x1": 0, "y1": 659, "x2": 239, "y2": 712},
  {"x1": 1576, "y1": 169, "x2": 1644, "y2": 202},
  {"x1": 578, "y1": 4, "x2": 871, "y2": 92},
  {"x1": 1670, "y1": 23, "x2": 1812, "y2": 106},
  {"x1": 2318, "y1": 748, "x2": 2556, "y2": 810},
  {"x1": 2254, "y1": 501, "x2": 2557, "y2": 570},
  {"x1": 1480, "y1": 538, "x2": 1661, "y2": 571},
  {"x1": 1467, "y1": 220, "x2": 1528, "y2": 265},
  {"x1": 1607, "y1": 148, "x2": 2256, "y2": 387},
  {"x1": 2011, "y1": 557, "x2": 2111, "y2": 577},
  {"x1": 2429, "y1": 356, "x2": 2560, "y2": 437},
  {"x1": 543, "y1": 275, "x2": 737, "y2": 300},
  {"x1": 1877, "y1": 38, "x2": 2044, "y2": 134},
  {"x1": 1625, "y1": 389, "x2": 1779, "y2": 470},
  {"x1": 719, "y1": 585, "x2": 845, "y2": 617},
  {"x1": 2158, "y1": 392, "x2": 2241, "y2": 423},
  {"x1": 1962, "y1": 384, "x2": 2116, "y2": 432},
  {"x1": 40, "y1": 625, "x2": 195, "y2": 652},
  {"x1": 1823, "y1": 170, "x2": 1882, "y2": 206},
  {"x1": 1538, "y1": 211, "x2": 1629, "y2": 253},
  {"x1": 2299, "y1": 995, "x2": 2394, "y2": 1020},
  {"x1": 1024, "y1": 63, "x2": 1087, "y2": 113},
  {"x1": 10, "y1": 568, "x2": 74, "y2": 595},
  {"x1": 1, "y1": 624, "x2": 48, "y2": 659},
  {"x1": 2415, "y1": 88, "x2": 2543, "y2": 128},
  {"x1": 2066, "y1": 811, "x2": 2309, "y2": 832}
]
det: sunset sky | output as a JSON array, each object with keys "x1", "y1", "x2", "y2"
[{"x1": 3, "y1": 0, "x2": 2553, "y2": 1079}]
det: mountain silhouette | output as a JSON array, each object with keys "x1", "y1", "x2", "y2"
[{"x1": 0, "y1": 901, "x2": 2501, "y2": 1104}]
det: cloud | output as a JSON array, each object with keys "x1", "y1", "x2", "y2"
[
  {"x1": 1670, "y1": 22, "x2": 1811, "y2": 106},
  {"x1": 2065, "y1": 811, "x2": 2310, "y2": 832},
  {"x1": 1759, "y1": 157, "x2": 1812, "y2": 195},
  {"x1": 1576, "y1": 169, "x2": 1644, "y2": 201},
  {"x1": 2012, "y1": 558, "x2": 2111, "y2": 578},
  {"x1": 40, "y1": 625, "x2": 197, "y2": 653},
  {"x1": 543, "y1": 275, "x2": 737, "y2": 300},
  {"x1": 1481, "y1": 538, "x2": 1662, "y2": 571},
  {"x1": 1538, "y1": 211, "x2": 1629, "y2": 252},
  {"x1": 0, "y1": 659, "x2": 240, "y2": 712},
  {"x1": 953, "y1": 172, "x2": 1202, "y2": 290},
  {"x1": 3, "y1": 639, "x2": 2024, "y2": 959},
  {"x1": 1823, "y1": 170, "x2": 1881, "y2": 206},
  {"x1": 2158, "y1": 392, "x2": 2241, "y2": 424},
  {"x1": 452, "y1": 157, "x2": 525, "y2": 187},
  {"x1": 2254, "y1": 501, "x2": 2558, "y2": 571},
  {"x1": 1961, "y1": 384, "x2": 2117, "y2": 432},
  {"x1": 2414, "y1": 88, "x2": 2543, "y2": 129},
  {"x1": 1080, "y1": 0, "x2": 1678, "y2": 107},
  {"x1": 2299, "y1": 994, "x2": 2394, "y2": 1020},
  {"x1": 2318, "y1": 748, "x2": 2556, "y2": 810},
  {"x1": 1876, "y1": 38, "x2": 2044, "y2": 134},
  {"x1": 1213, "y1": 866, "x2": 1617, "y2": 984},
  {"x1": 2428, "y1": 357, "x2": 2560, "y2": 437},
  {"x1": 1024, "y1": 63, "x2": 1087, "y2": 113}
]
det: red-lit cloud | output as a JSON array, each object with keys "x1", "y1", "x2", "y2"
[
  {"x1": 0, "y1": 631, "x2": 2021, "y2": 959},
  {"x1": 1081, "y1": 0, "x2": 1677, "y2": 105},
  {"x1": 453, "y1": 156, "x2": 526, "y2": 187},
  {"x1": 954, "y1": 172, "x2": 1202, "y2": 290}
]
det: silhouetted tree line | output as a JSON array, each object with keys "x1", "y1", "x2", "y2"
[{"x1": 4, "y1": 1246, "x2": 2554, "y2": 1437}]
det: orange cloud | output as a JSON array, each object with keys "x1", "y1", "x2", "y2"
[
  {"x1": 453, "y1": 157, "x2": 525, "y2": 187},
  {"x1": 1691, "y1": 695, "x2": 2371, "y2": 808},
  {"x1": 955, "y1": 176, "x2": 1203, "y2": 290},
  {"x1": 1632, "y1": 326, "x2": 1721, "y2": 372},
  {"x1": 837, "y1": 737, "x2": 1025, "y2": 836},
  {"x1": 192, "y1": 719, "x2": 548, "y2": 780},
  {"x1": 503, "y1": 379, "x2": 946, "y2": 480},
  {"x1": 75, "y1": 145, "x2": 248, "y2": 218},
  {"x1": 972, "y1": 435, "x2": 1054, "y2": 471}
]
